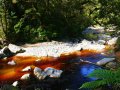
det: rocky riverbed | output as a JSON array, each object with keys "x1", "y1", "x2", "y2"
[{"x1": 0, "y1": 33, "x2": 119, "y2": 90}]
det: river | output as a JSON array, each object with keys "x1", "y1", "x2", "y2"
[{"x1": 0, "y1": 50, "x2": 108, "y2": 90}]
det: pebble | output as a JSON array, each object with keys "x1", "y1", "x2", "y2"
[
  {"x1": 12, "y1": 81, "x2": 18, "y2": 87},
  {"x1": 20, "y1": 73, "x2": 30, "y2": 80}
]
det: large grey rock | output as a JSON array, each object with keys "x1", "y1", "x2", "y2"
[
  {"x1": 34, "y1": 67, "x2": 44, "y2": 80},
  {"x1": 44, "y1": 67, "x2": 63, "y2": 78},
  {"x1": 0, "y1": 46, "x2": 14, "y2": 59},
  {"x1": 8, "y1": 44, "x2": 25, "y2": 53},
  {"x1": 96, "y1": 58, "x2": 115, "y2": 66},
  {"x1": 34, "y1": 67, "x2": 63, "y2": 80},
  {"x1": 0, "y1": 44, "x2": 25, "y2": 59},
  {"x1": 44, "y1": 67, "x2": 54, "y2": 75}
]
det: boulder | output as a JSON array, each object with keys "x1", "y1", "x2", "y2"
[
  {"x1": 22, "y1": 66, "x2": 31, "y2": 72},
  {"x1": 44, "y1": 67, "x2": 63, "y2": 78},
  {"x1": 34, "y1": 67, "x2": 63, "y2": 80},
  {"x1": 20, "y1": 73, "x2": 30, "y2": 80},
  {"x1": 0, "y1": 46, "x2": 14, "y2": 58},
  {"x1": 34, "y1": 67, "x2": 48, "y2": 80},
  {"x1": 44, "y1": 67, "x2": 55, "y2": 75},
  {"x1": 0, "y1": 44, "x2": 25, "y2": 59},
  {"x1": 8, "y1": 44, "x2": 25, "y2": 53},
  {"x1": 96, "y1": 58, "x2": 115, "y2": 66},
  {"x1": 12, "y1": 81, "x2": 19, "y2": 87}
]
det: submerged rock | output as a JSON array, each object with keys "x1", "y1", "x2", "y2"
[
  {"x1": 20, "y1": 73, "x2": 30, "y2": 80},
  {"x1": 35, "y1": 59, "x2": 41, "y2": 62},
  {"x1": 96, "y1": 58, "x2": 115, "y2": 66},
  {"x1": 7, "y1": 60, "x2": 16, "y2": 65}
]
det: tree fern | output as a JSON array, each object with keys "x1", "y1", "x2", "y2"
[
  {"x1": 80, "y1": 80, "x2": 106, "y2": 89},
  {"x1": 88, "y1": 69, "x2": 114, "y2": 79},
  {"x1": 80, "y1": 68, "x2": 120, "y2": 89}
]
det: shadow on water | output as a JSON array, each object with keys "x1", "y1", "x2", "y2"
[{"x1": 60, "y1": 54, "x2": 106, "y2": 90}]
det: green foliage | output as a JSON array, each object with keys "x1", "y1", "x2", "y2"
[
  {"x1": 84, "y1": 33, "x2": 98, "y2": 40},
  {"x1": 0, "y1": 0, "x2": 120, "y2": 43},
  {"x1": 80, "y1": 68, "x2": 120, "y2": 89},
  {"x1": 0, "y1": 84, "x2": 19, "y2": 90},
  {"x1": 80, "y1": 80, "x2": 106, "y2": 89}
]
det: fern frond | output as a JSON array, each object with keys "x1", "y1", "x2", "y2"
[
  {"x1": 112, "y1": 68, "x2": 120, "y2": 82},
  {"x1": 80, "y1": 80, "x2": 106, "y2": 89},
  {"x1": 88, "y1": 69, "x2": 114, "y2": 79}
]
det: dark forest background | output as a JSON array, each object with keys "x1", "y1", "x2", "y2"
[{"x1": 0, "y1": 0, "x2": 120, "y2": 43}]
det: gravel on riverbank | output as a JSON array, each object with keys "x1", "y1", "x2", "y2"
[{"x1": 16, "y1": 40, "x2": 106, "y2": 57}]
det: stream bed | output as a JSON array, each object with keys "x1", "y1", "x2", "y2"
[{"x1": 0, "y1": 50, "x2": 108, "y2": 90}]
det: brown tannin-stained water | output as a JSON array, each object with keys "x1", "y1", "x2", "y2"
[{"x1": 0, "y1": 50, "x2": 107, "y2": 90}]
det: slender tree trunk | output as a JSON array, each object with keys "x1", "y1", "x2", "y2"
[
  {"x1": 0, "y1": 17, "x2": 5, "y2": 34},
  {"x1": 3, "y1": 0, "x2": 8, "y2": 35}
]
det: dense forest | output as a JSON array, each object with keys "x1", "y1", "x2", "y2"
[
  {"x1": 0, "y1": 0, "x2": 120, "y2": 90},
  {"x1": 0, "y1": 0, "x2": 120, "y2": 43}
]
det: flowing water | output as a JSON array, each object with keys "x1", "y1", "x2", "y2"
[{"x1": 0, "y1": 50, "x2": 108, "y2": 90}]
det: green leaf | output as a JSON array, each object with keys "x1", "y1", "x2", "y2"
[
  {"x1": 25, "y1": 9, "x2": 33, "y2": 14},
  {"x1": 88, "y1": 69, "x2": 114, "y2": 79},
  {"x1": 80, "y1": 80, "x2": 106, "y2": 89}
]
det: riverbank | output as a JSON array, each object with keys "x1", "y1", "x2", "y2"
[{"x1": 15, "y1": 39, "x2": 112, "y2": 57}]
